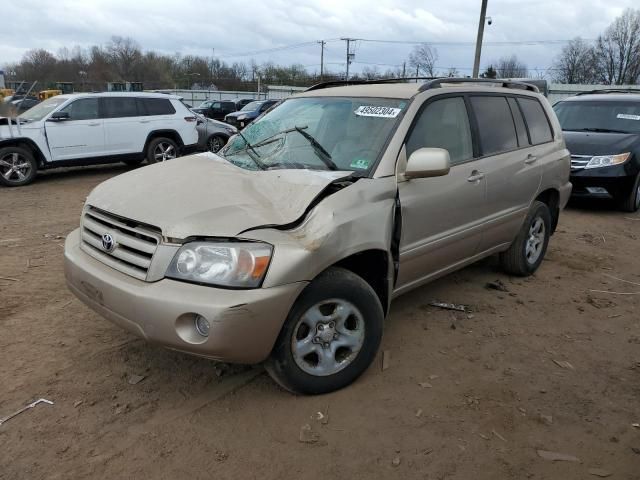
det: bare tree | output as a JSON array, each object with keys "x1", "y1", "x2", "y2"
[
  {"x1": 480, "y1": 65, "x2": 497, "y2": 79},
  {"x1": 408, "y1": 44, "x2": 438, "y2": 77},
  {"x1": 445, "y1": 67, "x2": 460, "y2": 78},
  {"x1": 551, "y1": 37, "x2": 599, "y2": 84},
  {"x1": 494, "y1": 55, "x2": 528, "y2": 78},
  {"x1": 595, "y1": 8, "x2": 640, "y2": 85},
  {"x1": 106, "y1": 36, "x2": 142, "y2": 80}
]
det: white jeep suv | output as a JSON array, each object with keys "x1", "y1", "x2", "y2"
[{"x1": 0, "y1": 92, "x2": 199, "y2": 187}]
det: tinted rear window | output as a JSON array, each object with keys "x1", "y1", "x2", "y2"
[
  {"x1": 470, "y1": 96, "x2": 518, "y2": 156},
  {"x1": 518, "y1": 97, "x2": 553, "y2": 144},
  {"x1": 138, "y1": 98, "x2": 176, "y2": 116},
  {"x1": 103, "y1": 97, "x2": 138, "y2": 118},
  {"x1": 507, "y1": 97, "x2": 529, "y2": 146}
]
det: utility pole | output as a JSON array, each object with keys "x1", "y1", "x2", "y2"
[
  {"x1": 318, "y1": 40, "x2": 326, "y2": 80},
  {"x1": 472, "y1": 0, "x2": 489, "y2": 78},
  {"x1": 402, "y1": 61, "x2": 406, "y2": 78},
  {"x1": 415, "y1": 64, "x2": 419, "y2": 82},
  {"x1": 341, "y1": 38, "x2": 356, "y2": 80}
]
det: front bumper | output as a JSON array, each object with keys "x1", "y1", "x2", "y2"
[
  {"x1": 570, "y1": 164, "x2": 637, "y2": 198},
  {"x1": 64, "y1": 229, "x2": 306, "y2": 364}
]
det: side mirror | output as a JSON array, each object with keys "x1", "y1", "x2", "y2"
[
  {"x1": 405, "y1": 148, "x2": 450, "y2": 179},
  {"x1": 49, "y1": 111, "x2": 70, "y2": 121}
]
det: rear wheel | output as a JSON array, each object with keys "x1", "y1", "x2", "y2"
[
  {"x1": 0, "y1": 146, "x2": 37, "y2": 187},
  {"x1": 146, "y1": 137, "x2": 179, "y2": 164},
  {"x1": 499, "y1": 201, "x2": 551, "y2": 276},
  {"x1": 617, "y1": 173, "x2": 640, "y2": 213},
  {"x1": 266, "y1": 267, "x2": 384, "y2": 395}
]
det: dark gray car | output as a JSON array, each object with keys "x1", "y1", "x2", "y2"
[{"x1": 195, "y1": 113, "x2": 238, "y2": 153}]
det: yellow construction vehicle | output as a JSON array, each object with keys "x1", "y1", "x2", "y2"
[
  {"x1": 38, "y1": 90, "x2": 62, "y2": 101},
  {"x1": 0, "y1": 88, "x2": 15, "y2": 100}
]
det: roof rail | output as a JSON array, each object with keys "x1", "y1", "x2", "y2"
[
  {"x1": 575, "y1": 88, "x2": 640, "y2": 96},
  {"x1": 419, "y1": 77, "x2": 539, "y2": 93},
  {"x1": 305, "y1": 77, "x2": 438, "y2": 92}
]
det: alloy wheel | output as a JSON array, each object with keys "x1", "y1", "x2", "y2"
[
  {"x1": 0, "y1": 152, "x2": 32, "y2": 183},
  {"x1": 153, "y1": 142, "x2": 177, "y2": 162},
  {"x1": 525, "y1": 216, "x2": 545, "y2": 264}
]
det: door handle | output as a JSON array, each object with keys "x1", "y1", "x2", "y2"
[
  {"x1": 467, "y1": 170, "x2": 485, "y2": 182},
  {"x1": 87, "y1": 122, "x2": 100, "y2": 127},
  {"x1": 525, "y1": 154, "x2": 538, "y2": 164},
  {"x1": 139, "y1": 120, "x2": 151, "y2": 124}
]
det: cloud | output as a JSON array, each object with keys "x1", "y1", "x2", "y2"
[{"x1": 1, "y1": 0, "x2": 638, "y2": 76}]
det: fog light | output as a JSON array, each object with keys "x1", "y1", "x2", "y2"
[
  {"x1": 586, "y1": 187, "x2": 609, "y2": 195},
  {"x1": 195, "y1": 315, "x2": 210, "y2": 337}
]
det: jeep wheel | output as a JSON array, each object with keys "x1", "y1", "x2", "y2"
[
  {"x1": 499, "y1": 201, "x2": 551, "y2": 276},
  {"x1": 266, "y1": 267, "x2": 384, "y2": 395},
  {"x1": 0, "y1": 147, "x2": 37, "y2": 187},
  {"x1": 206, "y1": 134, "x2": 227, "y2": 153},
  {"x1": 147, "y1": 137, "x2": 179, "y2": 164},
  {"x1": 618, "y1": 173, "x2": 640, "y2": 213}
]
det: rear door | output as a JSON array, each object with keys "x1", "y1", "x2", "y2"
[
  {"x1": 46, "y1": 97, "x2": 104, "y2": 161},
  {"x1": 469, "y1": 95, "x2": 547, "y2": 250},
  {"x1": 396, "y1": 95, "x2": 487, "y2": 292},
  {"x1": 101, "y1": 97, "x2": 144, "y2": 155}
]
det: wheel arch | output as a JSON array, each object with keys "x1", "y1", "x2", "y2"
[
  {"x1": 534, "y1": 188, "x2": 560, "y2": 234},
  {"x1": 0, "y1": 138, "x2": 47, "y2": 167},
  {"x1": 143, "y1": 130, "x2": 184, "y2": 154}
]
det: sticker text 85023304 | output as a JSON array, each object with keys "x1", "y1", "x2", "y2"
[
  {"x1": 354, "y1": 106, "x2": 402, "y2": 118},
  {"x1": 617, "y1": 113, "x2": 640, "y2": 121}
]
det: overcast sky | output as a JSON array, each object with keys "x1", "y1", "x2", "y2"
[{"x1": 1, "y1": 0, "x2": 637, "y2": 76}]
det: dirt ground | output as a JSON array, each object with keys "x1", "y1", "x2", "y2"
[{"x1": 1, "y1": 164, "x2": 639, "y2": 480}]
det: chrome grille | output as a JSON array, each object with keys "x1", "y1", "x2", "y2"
[
  {"x1": 570, "y1": 155, "x2": 592, "y2": 171},
  {"x1": 80, "y1": 206, "x2": 161, "y2": 281}
]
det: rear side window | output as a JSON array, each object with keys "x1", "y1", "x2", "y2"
[
  {"x1": 103, "y1": 97, "x2": 138, "y2": 118},
  {"x1": 406, "y1": 96, "x2": 473, "y2": 165},
  {"x1": 138, "y1": 98, "x2": 176, "y2": 116},
  {"x1": 222, "y1": 102, "x2": 235, "y2": 110},
  {"x1": 507, "y1": 98, "x2": 529, "y2": 146},
  {"x1": 59, "y1": 98, "x2": 99, "y2": 120},
  {"x1": 470, "y1": 96, "x2": 518, "y2": 156},
  {"x1": 518, "y1": 98, "x2": 553, "y2": 144}
]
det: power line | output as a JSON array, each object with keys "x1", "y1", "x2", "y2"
[
  {"x1": 354, "y1": 37, "x2": 594, "y2": 46},
  {"x1": 217, "y1": 39, "x2": 340, "y2": 58}
]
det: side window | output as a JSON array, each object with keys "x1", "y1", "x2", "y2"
[
  {"x1": 59, "y1": 98, "x2": 99, "y2": 120},
  {"x1": 518, "y1": 97, "x2": 553, "y2": 145},
  {"x1": 470, "y1": 96, "x2": 518, "y2": 155},
  {"x1": 103, "y1": 97, "x2": 139, "y2": 118},
  {"x1": 406, "y1": 97, "x2": 473, "y2": 165},
  {"x1": 138, "y1": 98, "x2": 176, "y2": 116},
  {"x1": 507, "y1": 98, "x2": 529, "y2": 147}
]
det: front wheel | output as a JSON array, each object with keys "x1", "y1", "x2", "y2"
[
  {"x1": 0, "y1": 146, "x2": 38, "y2": 187},
  {"x1": 499, "y1": 201, "x2": 551, "y2": 276},
  {"x1": 617, "y1": 173, "x2": 640, "y2": 213},
  {"x1": 266, "y1": 267, "x2": 384, "y2": 395},
  {"x1": 146, "y1": 137, "x2": 179, "y2": 164}
]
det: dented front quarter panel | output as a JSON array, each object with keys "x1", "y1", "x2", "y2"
[{"x1": 242, "y1": 176, "x2": 398, "y2": 291}]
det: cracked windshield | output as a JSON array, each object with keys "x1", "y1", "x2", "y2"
[{"x1": 221, "y1": 97, "x2": 407, "y2": 172}]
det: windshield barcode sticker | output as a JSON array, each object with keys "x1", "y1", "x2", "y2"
[
  {"x1": 354, "y1": 106, "x2": 402, "y2": 118},
  {"x1": 617, "y1": 113, "x2": 640, "y2": 121}
]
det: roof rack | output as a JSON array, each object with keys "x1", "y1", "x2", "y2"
[
  {"x1": 419, "y1": 77, "x2": 539, "y2": 92},
  {"x1": 575, "y1": 88, "x2": 640, "y2": 96},
  {"x1": 305, "y1": 77, "x2": 438, "y2": 92}
]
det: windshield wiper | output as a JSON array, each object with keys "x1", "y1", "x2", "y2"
[
  {"x1": 575, "y1": 127, "x2": 630, "y2": 134},
  {"x1": 292, "y1": 126, "x2": 338, "y2": 171},
  {"x1": 225, "y1": 130, "x2": 268, "y2": 170}
]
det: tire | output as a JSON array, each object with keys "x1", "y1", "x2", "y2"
[
  {"x1": 0, "y1": 146, "x2": 38, "y2": 187},
  {"x1": 122, "y1": 158, "x2": 144, "y2": 167},
  {"x1": 499, "y1": 201, "x2": 551, "y2": 276},
  {"x1": 617, "y1": 173, "x2": 640, "y2": 213},
  {"x1": 206, "y1": 134, "x2": 227, "y2": 153},
  {"x1": 266, "y1": 267, "x2": 384, "y2": 395},
  {"x1": 146, "y1": 137, "x2": 179, "y2": 164}
]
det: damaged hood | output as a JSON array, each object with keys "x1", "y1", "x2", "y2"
[{"x1": 86, "y1": 153, "x2": 351, "y2": 238}]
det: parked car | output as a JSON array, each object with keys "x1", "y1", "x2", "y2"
[
  {"x1": 233, "y1": 98, "x2": 255, "y2": 109},
  {"x1": 553, "y1": 90, "x2": 640, "y2": 211},
  {"x1": 224, "y1": 99, "x2": 278, "y2": 129},
  {"x1": 191, "y1": 99, "x2": 237, "y2": 120},
  {"x1": 64, "y1": 79, "x2": 570, "y2": 394},
  {"x1": 194, "y1": 113, "x2": 237, "y2": 153},
  {"x1": 0, "y1": 92, "x2": 199, "y2": 187}
]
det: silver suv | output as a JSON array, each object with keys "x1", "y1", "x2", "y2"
[{"x1": 64, "y1": 79, "x2": 571, "y2": 394}]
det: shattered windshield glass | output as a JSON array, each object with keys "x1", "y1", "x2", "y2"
[{"x1": 220, "y1": 96, "x2": 407, "y2": 173}]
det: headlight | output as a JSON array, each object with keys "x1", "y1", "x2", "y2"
[
  {"x1": 585, "y1": 153, "x2": 630, "y2": 169},
  {"x1": 166, "y1": 242, "x2": 272, "y2": 288}
]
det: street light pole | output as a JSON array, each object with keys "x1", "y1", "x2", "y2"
[
  {"x1": 318, "y1": 40, "x2": 326, "y2": 80},
  {"x1": 472, "y1": 0, "x2": 489, "y2": 78}
]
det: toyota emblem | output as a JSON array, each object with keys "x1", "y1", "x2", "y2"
[{"x1": 101, "y1": 233, "x2": 115, "y2": 253}]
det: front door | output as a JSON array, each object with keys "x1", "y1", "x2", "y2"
[
  {"x1": 396, "y1": 96, "x2": 487, "y2": 294},
  {"x1": 46, "y1": 98, "x2": 104, "y2": 161}
]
